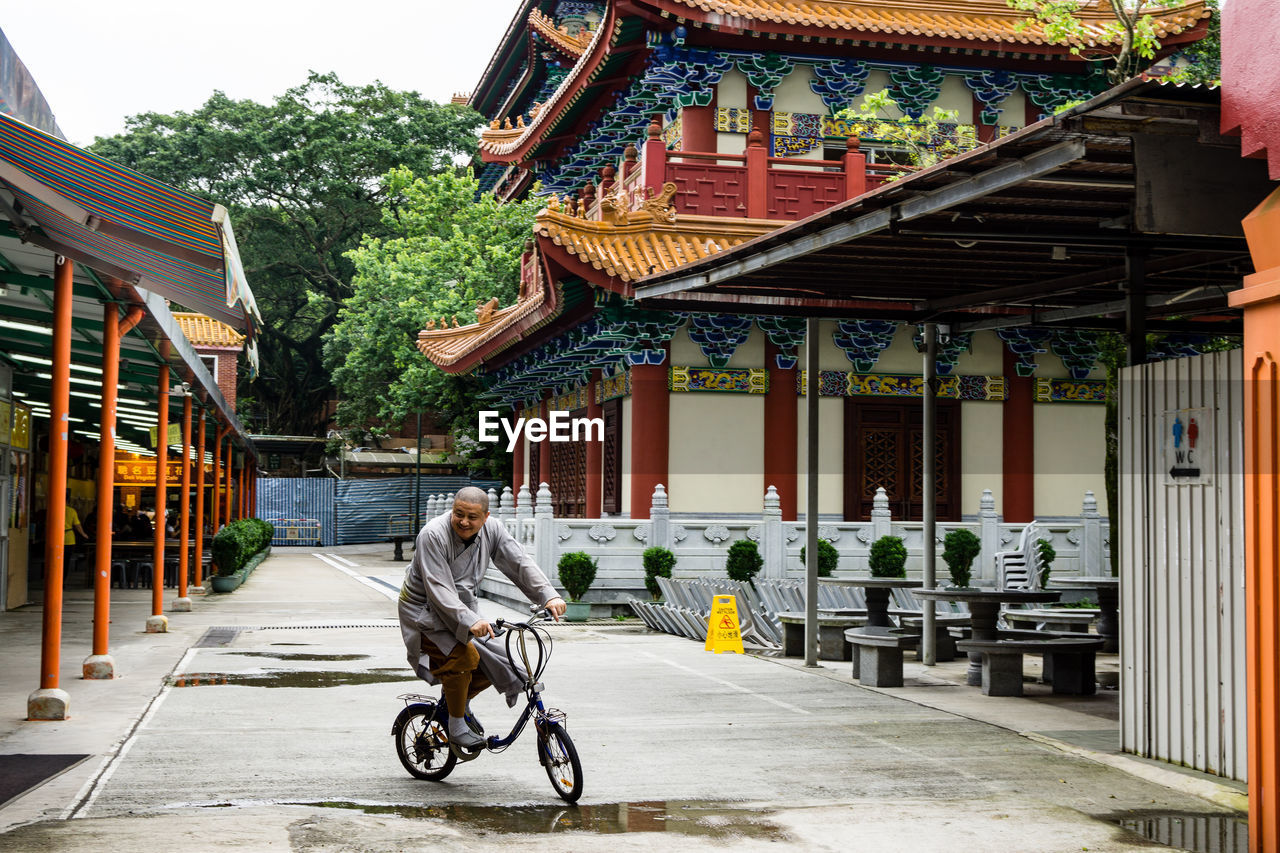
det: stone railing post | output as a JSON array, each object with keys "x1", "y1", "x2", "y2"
[
  {"x1": 745, "y1": 128, "x2": 768, "y2": 219},
  {"x1": 649, "y1": 484, "x2": 672, "y2": 553},
  {"x1": 761, "y1": 485, "x2": 785, "y2": 578},
  {"x1": 487, "y1": 488, "x2": 500, "y2": 516},
  {"x1": 516, "y1": 484, "x2": 534, "y2": 548},
  {"x1": 1081, "y1": 490, "x2": 1103, "y2": 576},
  {"x1": 643, "y1": 116, "x2": 667, "y2": 194},
  {"x1": 978, "y1": 488, "x2": 999, "y2": 584},
  {"x1": 871, "y1": 486, "x2": 892, "y2": 542},
  {"x1": 534, "y1": 482, "x2": 556, "y2": 579},
  {"x1": 498, "y1": 486, "x2": 515, "y2": 520},
  {"x1": 842, "y1": 136, "x2": 866, "y2": 200}
]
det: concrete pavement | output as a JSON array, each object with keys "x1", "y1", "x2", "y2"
[{"x1": 0, "y1": 544, "x2": 1248, "y2": 851}]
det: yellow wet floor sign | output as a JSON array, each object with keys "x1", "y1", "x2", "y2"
[{"x1": 705, "y1": 594, "x2": 745, "y2": 654}]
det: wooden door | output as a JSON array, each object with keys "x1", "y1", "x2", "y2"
[
  {"x1": 843, "y1": 398, "x2": 961, "y2": 521},
  {"x1": 550, "y1": 407, "x2": 587, "y2": 517},
  {"x1": 601, "y1": 399, "x2": 622, "y2": 514}
]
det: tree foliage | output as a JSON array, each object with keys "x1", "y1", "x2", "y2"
[
  {"x1": 324, "y1": 167, "x2": 541, "y2": 474},
  {"x1": 1007, "y1": 0, "x2": 1219, "y2": 84},
  {"x1": 90, "y1": 72, "x2": 482, "y2": 435},
  {"x1": 835, "y1": 90, "x2": 969, "y2": 178}
]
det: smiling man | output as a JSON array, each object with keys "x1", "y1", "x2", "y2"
[{"x1": 397, "y1": 486, "x2": 566, "y2": 748}]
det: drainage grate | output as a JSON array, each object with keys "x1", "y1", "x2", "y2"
[
  {"x1": 256, "y1": 623, "x2": 400, "y2": 630},
  {"x1": 193, "y1": 627, "x2": 245, "y2": 647}
]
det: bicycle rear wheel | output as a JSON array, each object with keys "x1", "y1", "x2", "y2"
[
  {"x1": 394, "y1": 703, "x2": 457, "y2": 781},
  {"x1": 537, "y1": 720, "x2": 582, "y2": 803}
]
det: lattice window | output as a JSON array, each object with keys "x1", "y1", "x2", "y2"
[
  {"x1": 862, "y1": 429, "x2": 900, "y2": 499},
  {"x1": 908, "y1": 431, "x2": 950, "y2": 500},
  {"x1": 602, "y1": 399, "x2": 622, "y2": 514}
]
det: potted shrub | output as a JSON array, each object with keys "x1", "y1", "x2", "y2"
[
  {"x1": 725, "y1": 539, "x2": 763, "y2": 584},
  {"x1": 209, "y1": 518, "x2": 274, "y2": 593},
  {"x1": 1036, "y1": 538, "x2": 1057, "y2": 588},
  {"x1": 557, "y1": 551, "x2": 598, "y2": 621},
  {"x1": 799, "y1": 539, "x2": 839, "y2": 577},
  {"x1": 642, "y1": 546, "x2": 676, "y2": 600},
  {"x1": 868, "y1": 535, "x2": 907, "y2": 578},
  {"x1": 941, "y1": 529, "x2": 981, "y2": 588}
]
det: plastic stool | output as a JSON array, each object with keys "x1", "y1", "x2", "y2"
[
  {"x1": 130, "y1": 561, "x2": 154, "y2": 589},
  {"x1": 111, "y1": 560, "x2": 129, "y2": 588}
]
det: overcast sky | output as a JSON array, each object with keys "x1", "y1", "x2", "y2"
[{"x1": 3, "y1": 0, "x2": 522, "y2": 146}]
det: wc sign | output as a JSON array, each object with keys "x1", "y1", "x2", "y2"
[{"x1": 1164, "y1": 407, "x2": 1213, "y2": 485}]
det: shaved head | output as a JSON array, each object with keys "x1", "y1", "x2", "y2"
[{"x1": 454, "y1": 486, "x2": 489, "y2": 512}]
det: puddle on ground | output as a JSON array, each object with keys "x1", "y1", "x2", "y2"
[
  {"x1": 289, "y1": 801, "x2": 787, "y2": 839},
  {"x1": 225, "y1": 651, "x2": 371, "y2": 662},
  {"x1": 168, "y1": 670, "x2": 417, "y2": 688},
  {"x1": 1114, "y1": 811, "x2": 1248, "y2": 852}
]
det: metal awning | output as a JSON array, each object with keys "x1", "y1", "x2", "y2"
[
  {"x1": 0, "y1": 111, "x2": 260, "y2": 346},
  {"x1": 635, "y1": 79, "x2": 1269, "y2": 335}
]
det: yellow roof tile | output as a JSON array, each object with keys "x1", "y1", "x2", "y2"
[
  {"x1": 529, "y1": 8, "x2": 592, "y2": 57},
  {"x1": 172, "y1": 312, "x2": 246, "y2": 348}
]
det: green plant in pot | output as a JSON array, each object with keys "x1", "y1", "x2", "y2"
[
  {"x1": 642, "y1": 546, "x2": 676, "y2": 600},
  {"x1": 799, "y1": 539, "x2": 839, "y2": 577},
  {"x1": 558, "y1": 551, "x2": 598, "y2": 621},
  {"x1": 868, "y1": 535, "x2": 907, "y2": 578},
  {"x1": 1036, "y1": 538, "x2": 1056, "y2": 589},
  {"x1": 725, "y1": 539, "x2": 763, "y2": 584},
  {"x1": 941, "y1": 529, "x2": 981, "y2": 588}
]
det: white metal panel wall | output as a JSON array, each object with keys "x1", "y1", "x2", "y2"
[{"x1": 1119, "y1": 350, "x2": 1246, "y2": 781}]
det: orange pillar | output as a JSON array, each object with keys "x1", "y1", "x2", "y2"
[
  {"x1": 28, "y1": 256, "x2": 74, "y2": 719},
  {"x1": 745, "y1": 128, "x2": 768, "y2": 219},
  {"x1": 175, "y1": 392, "x2": 192, "y2": 609},
  {"x1": 1001, "y1": 347, "x2": 1035, "y2": 523},
  {"x1": 87, "y1": 303, "x2": 120, "y2": 677},
  {"x1": 1230, "y1": 188, "x2": 1280, "y2": 853},
  {"x1": 194, "y1": 409, "x2": 206, "y2": 589},
  {"x1": 210, "y1": 423, "x2": 222, "y2": 537},
  {"x1": 764, "y1": 342, "x2": 798, "y2": 521},
  {"x1": 147, "y1": 356, "x2": 169, "y2": 632},
  {"x1": 224, "y1": 443, "x2": 234, "y2": 522},
  {"x1": 238, "y1": 465, "x2": 246, "y2": 520},
  {"x1": 629, "y1": 359, "x2": 669, "y2": 520},
  {"x1": 585, "y1": 371, "x2": 603, "y2": 518}
]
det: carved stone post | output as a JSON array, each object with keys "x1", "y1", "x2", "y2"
[
  {"x1": 1080, "y1": 490, "x2": 1103, "y2": 576},
  {"x1": 499, "y1": 486, "x2": 515, "y2": 519},
  {"x1": 871, "y1": 486, "x2": 892, "y2": 543},
  {"x1": 761, "y1": 485, "x2": 785, "y2": 578},
  {"x1": 535, "y1": 482, "x2": 556, "y2": 578},
  {"x1": 487, "y1": 488, "x2": 500, "y2": 516},
  {"x1": 649, "y1": 484, "x2": 672, "y2": 553},
  {"x1": 979, "y1": 488, "x2": 999, "y2": 585}
]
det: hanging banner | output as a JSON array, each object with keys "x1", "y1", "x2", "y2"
[{"x1": 149, "y1": 423, "x2": 183, "y2": 449}]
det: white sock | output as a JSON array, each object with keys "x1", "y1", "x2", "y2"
[{"x1": 448, "y1": 716, "x2": 470, "y2": 737}]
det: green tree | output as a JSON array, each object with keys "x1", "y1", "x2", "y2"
[
  {"x1": 835, "y1": 90, "x2": 969, "y2": 178},
  {"x1": 325, "y1": 167, "x2": 541, "y2": 474},
  {"x1": 1007, "y1": 0, "x2": 1219, "y2": 84},
  {"x1": 90, "y1": 72, "x2": 481, "y2": 435}
]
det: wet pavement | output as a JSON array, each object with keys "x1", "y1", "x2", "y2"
[{"x1": 0, "y1": 544, "x2": 1248, "y2": 852}]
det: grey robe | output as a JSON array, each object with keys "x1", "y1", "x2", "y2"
[{"x1": 398, "y1": 511, "x2": 558, "y2": 706}]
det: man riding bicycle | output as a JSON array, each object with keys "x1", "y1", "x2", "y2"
[{"x1": 398, "y1": 487, "x2": 566, "y2": 749}]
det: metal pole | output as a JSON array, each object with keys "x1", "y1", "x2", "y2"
[
  {"x1": 415, "y1": 410, "x2": 423, "y2": 528},
  {"x1": 804, "y1": 317, "x2": 820, "y2": 667},
  {"x1": 922, "y1": 323, "x2": 938, "y2": 665},
  {"x1": 1125, "y1": 246, "x2": 1147, "y2": 367}
]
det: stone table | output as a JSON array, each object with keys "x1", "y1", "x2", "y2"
[
  {"x1": 1051, "y1": 576, "x2": 1120, "y2": 653},
  {"x1": 915, "y1": 587, "x2": 1061, "y2": 686},
  {"x1": 823, "y1": 577, "x2": 923, "y2": 628}
]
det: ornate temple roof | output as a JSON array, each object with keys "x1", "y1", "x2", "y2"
[
  {"x1": 656, "y1": 0, "x2": 1209, "y2": 46},
  {"x1": 171, "y1": 312, "x2": 246, "y2": 348},
  {"x1": 535, "y1": 187, "x2": 777, "y2": 283},
  {"x1": 529, "y1": 8, "x2": 592, "y2": 58}
]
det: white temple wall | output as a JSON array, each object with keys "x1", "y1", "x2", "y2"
[
  {"x1": 1034, "y1": 403, "x2": 1107, "y2": 516},
  {"x1": 667, "y1": 394, "x2": 764, "y2": 514},
  {"x1": 961, "y1": 401, "x2": 1004, "y2": 515}
]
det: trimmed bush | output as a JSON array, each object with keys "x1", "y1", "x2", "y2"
[
  {"x1": 799, "y1": 539, "x2": 839, "y2": 577},
  {"x1": 725, "y1": 539, "x2": 763, "y2": 583},
  {"x1": 642, "y1": 546, "x2": 677, "y2": 599},
  {"x1": 1036, "y1": 538, "x2": 1057, "y2": 588},
  {"x1": 941, "y1": 529, "x2": 981, "y2": 588},
  {"x1": 868, "y1": 535, "x2": 907, "y2": 578},
  {"x1": 212, "y1": 518, "x2": 275, "y2": 576},
  {"x1": 557, "y1": 551, "x2": 598, "y2": 602}
]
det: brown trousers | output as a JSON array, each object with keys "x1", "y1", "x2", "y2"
[{"x1": 422, "y1": 634, "x2": 492, "y2": 717}]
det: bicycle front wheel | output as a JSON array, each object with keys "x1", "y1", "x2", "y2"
[
  {"x1": 394, "y1": 703, "x2": 457, "y2": 781},
  {"x1": 537, "y1": 720, "x2": 583, "y2": 803}
]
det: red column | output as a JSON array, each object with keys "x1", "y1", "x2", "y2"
[
  {"x1": 29, "y1": 257, "x2": 74, "y2": 718},
  {"x1": 682, "y1": 100, "x2": 716, "y2": 153},
  {"x1": 88, "y1": 303, "x2": 120, "y2": 676},
  {"x1": 586, "y1": 370, "x2": 603, "y2": 518},
  {"x1": 210, "y1": 423, "x2": 222, "y2": 536},
  {"x1": 194, "y1": 410, "x2": 206, "y2": 588},
  {"x1": 974, "y1": 95, "x2": 998, "y2": 144},
  {"x1": 1001, "y1": 347, "x2": 1035, "y2": 523},
  {"x1": 177, "y1": 392, "x2": 192, "y2": 603},
  {"x1": 149, "y1": 357, "x2": 169, "y2": 628},
  {"x1": 842, "y1": 137, "x2": 866, "y2": 200},
  {"x1": 745, "y1": 128, "x2": 768, "y2": 219},
  {"x1": 238, "y1": 466, "x2": 246, "y2": 520},
  {"x1": 1230, "y1": 189, "x2": 1280, "y2": 853},
  {"x1": 512, "y1": 405, "x2": 526, "y2": 496},
  {"x1": 764, "y1": 342, "x2": 798, "y2": 521},
  {"x1": 629, "y1": 360, "x2": 669, "y2": 520},
  {"x1": 223, "y1": 442, "x2": 233, "y2": 523},
  {"x1": 538, "y1": 398, "x2": 552, "y2": 491}
]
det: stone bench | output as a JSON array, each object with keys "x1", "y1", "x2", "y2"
[
  {"x1": 897, "y1": 614, "x2": 969, "y2": 662},
  {"x1": 956, "y1": 636, "x2": 1106, "y2": 697},
  {"x1": 845, "y1": 628, "x2": 920, "y2": 688},
  {"x1": 1002, "y1": 608, "x2": 1097, "y2": 633},
  {"x1": 386, "y1": 535, "x2": 413, "y2": 561},
  {"x1": 777, "y1": 611, "x2": 867, "y2": 660}
]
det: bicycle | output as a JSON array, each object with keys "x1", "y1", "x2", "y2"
[{"x1": 392, "y1": 608, "x2": 584, "y2": 803}]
